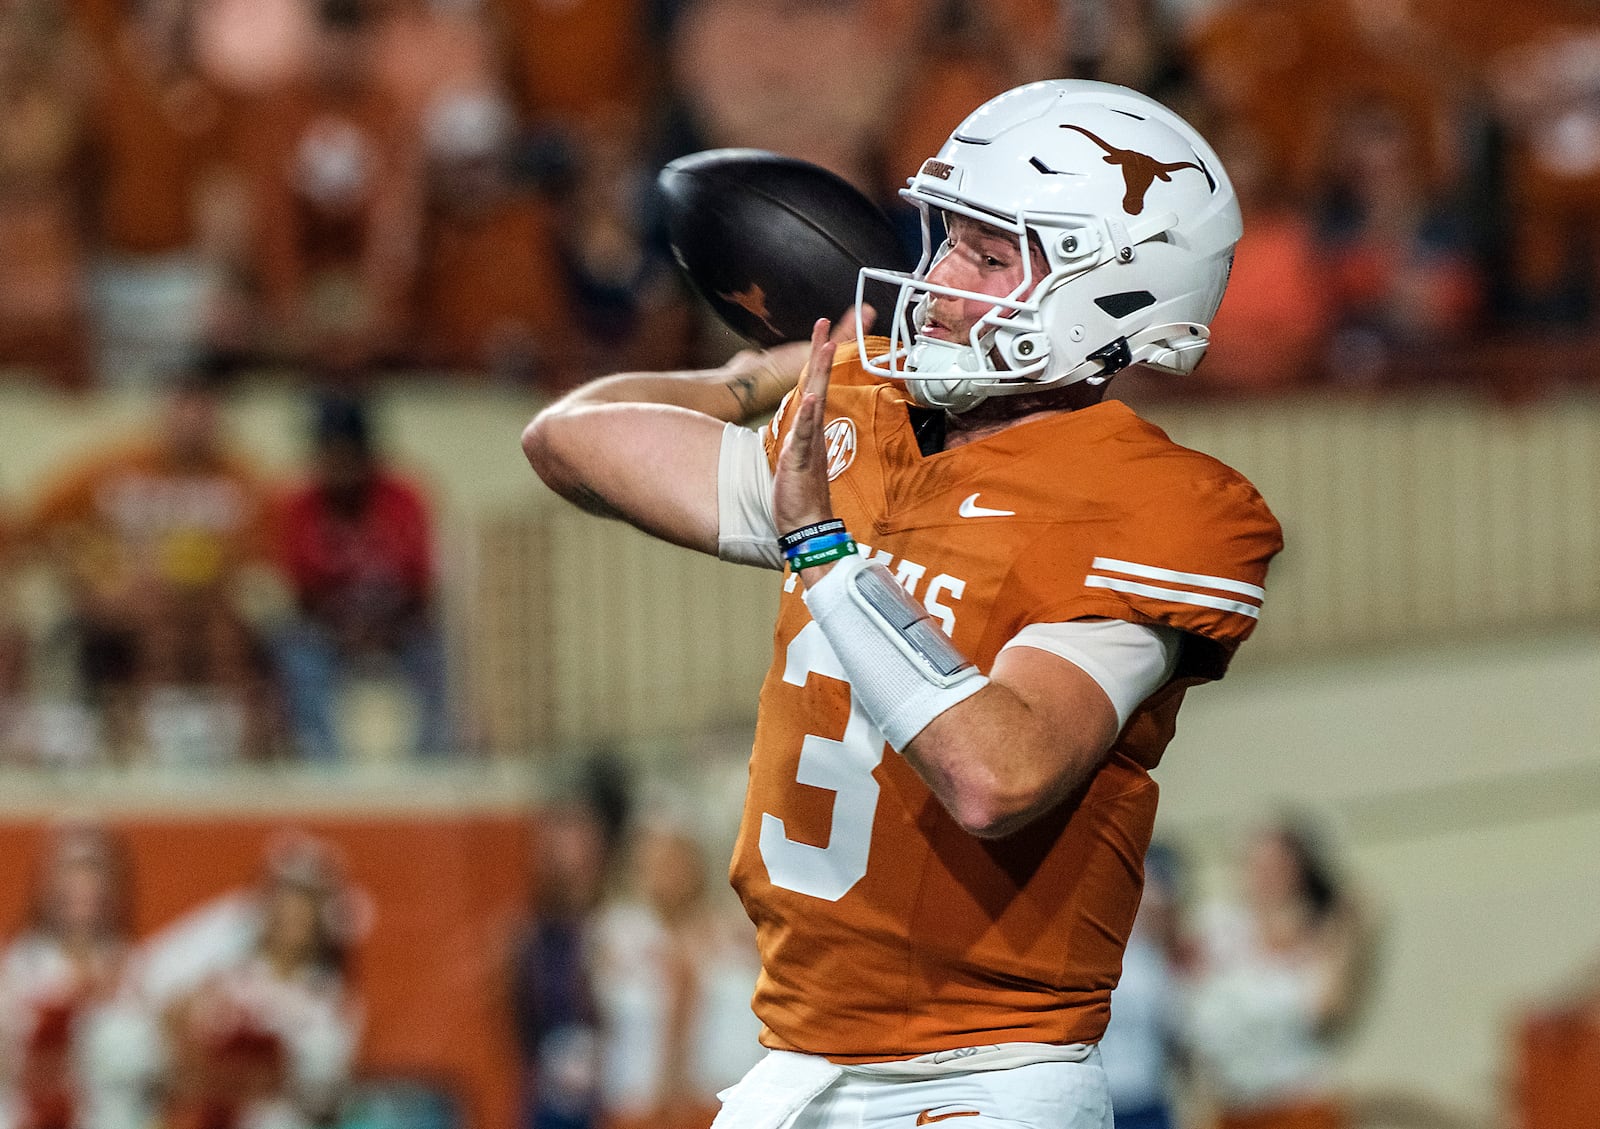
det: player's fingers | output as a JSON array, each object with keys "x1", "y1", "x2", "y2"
[
  {"x1": 785, "y1": 388, "x2": 820, "y2": 456},
  {"x1": 829, "y1": 303, "x2": 875, "y2": 344},
  {"x1": 780, "y1": 398, "x2": 822, "y2": 481},
  {"x1": 779, "y1": 320, "x2": 834, "y2": 484},
  {"x1": 810, "y1": 341, "x2": 836, "y2": 396},
  {"x1": 796, "y1": 386, "x2": 825, "y2": 457},
  {"x1": 790, "y1": 391, "x2": 816, "y2": 444},
  {"x1": 803, "y1": 321, "x2": 835, "y2": 400},
  {"x1": 807, "y1": 317, "x2": 831, "y2": 382}
]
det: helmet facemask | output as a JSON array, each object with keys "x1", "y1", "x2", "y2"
[{"x1": 859, "y1": 201, "x2": 1132, "y2": 412}]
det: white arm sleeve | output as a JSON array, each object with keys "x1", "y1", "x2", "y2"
[
  {"x1": 1000, "y1": 619, "x2": 1182, "y2": 730},
  {"x1": 716, "y1": 422, "x2": 782, "y2": 569}
]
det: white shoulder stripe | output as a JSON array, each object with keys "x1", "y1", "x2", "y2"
[
  {"x1": 1090, "y1": 556, "x2": 1265, "y2": 601},
  {"x1": 1085, "y1": 575, "x2": 1261, "y2": 618}
]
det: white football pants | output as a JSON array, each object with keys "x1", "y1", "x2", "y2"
[{"x1": 712, "y1": 1047, "x2": 1113, "y2": 1129}]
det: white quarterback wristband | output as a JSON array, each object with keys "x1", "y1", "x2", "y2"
[{"x1": 802, "y1": 553, "x2": 989, "y2": 751}]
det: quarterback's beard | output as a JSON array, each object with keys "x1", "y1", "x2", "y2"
[{"x1": 942, "y1": 377, "x2": 1110, "y2": 436}]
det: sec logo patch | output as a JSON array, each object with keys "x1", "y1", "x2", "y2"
[{"x1": 824, "y1": 418, "x2": 857, "y2": 481}]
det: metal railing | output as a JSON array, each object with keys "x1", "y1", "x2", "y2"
[{"x1": 471, "y1": 390, "x2": 1600, "y2": 749}]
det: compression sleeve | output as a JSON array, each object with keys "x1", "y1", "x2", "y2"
[{"x1": 716, "y1": 422, "x2": 781, "y2": 569}]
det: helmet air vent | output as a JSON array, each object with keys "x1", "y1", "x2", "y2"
[{"x1": 1094, "y1": 291, "x2": 1158, "y2": 318}]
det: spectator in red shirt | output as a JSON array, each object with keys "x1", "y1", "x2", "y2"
[{"x1": 272, "y1": 393, "x2": 449, "y2": 761}]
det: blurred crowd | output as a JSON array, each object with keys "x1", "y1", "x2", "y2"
[
  {"x1": 0, "y1": 772, "x2": 766, "y2": 1129},
  {"x1": 504, "y1": 785, "x2": 1600, "y2": 1129},
  {"x1": 8, "y1": 797, "x2": 1599, "y2": 1129},
  {"x1": 507, "y1": 769, "x2": 763, "y2": 1129},
  {"x1": 0, "y1": 381, "x2": 450, "y2": 767},
  {"x1": 0, "y1": 822, "x2": 365, "y2": 1129},
  {"x1": 0, "y1": 0, "x2": 1595, "y2": 398},
  {"x1": 1099, "y1": 816, "x2": 1382, "y2": 1129}
]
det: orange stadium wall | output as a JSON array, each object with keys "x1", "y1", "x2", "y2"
[
  {"x1": 0, "y1": 812, "x2": 536, "y2": 1129},
  {"x1": 1514, "y1": 1013, "x2": 1600, "y2": 1129}
]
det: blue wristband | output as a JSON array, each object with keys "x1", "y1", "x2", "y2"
[{"x1": 784, "y1": 530, "x2": 854, "y2": 562}]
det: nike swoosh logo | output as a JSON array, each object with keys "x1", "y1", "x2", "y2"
[
  {"x1": 916, "y1": 1112, "x2": 981, "y2": 1126},
  {"x1": 958, "y1": 492, "x2": 1015, "y2": 518}
]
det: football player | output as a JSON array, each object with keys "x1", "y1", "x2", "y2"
[{"x1": 523, "y1": 80, "x2": 1283, "y2": 1129}]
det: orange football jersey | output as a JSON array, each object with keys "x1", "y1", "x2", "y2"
[{"x1": 728, "y1": 340, "x2": 1283, "y2": 1062}]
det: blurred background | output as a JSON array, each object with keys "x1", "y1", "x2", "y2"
[{"x1": 0, "y1": 0, "x2": 1595, "y2": 1128}]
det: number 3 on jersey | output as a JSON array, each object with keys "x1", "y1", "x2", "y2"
[{"x1": 758, "y1": 622, "x2": 886, "y2": 901}]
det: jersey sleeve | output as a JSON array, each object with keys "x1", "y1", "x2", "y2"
[
  {"x1": 1005, "y1": 469, "x2": 1282, "y2": 676},
  {"x1": 1000, "y1": 619, "x2": 1181, "y2": 729}
]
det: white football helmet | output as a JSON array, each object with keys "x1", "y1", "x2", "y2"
[{"x1": 857, "y1": 80, "x2": 1242, "y2": 412}]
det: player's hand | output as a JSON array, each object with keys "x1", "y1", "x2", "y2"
[
  {"x1": 723, "y1": 307, "x2": 869, "y2": 420},
  {"x1": 773, "y1": 318, "x2": 839, "y2": 541}
]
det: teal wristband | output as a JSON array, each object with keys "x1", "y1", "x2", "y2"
[{"x1": 785, "y1": 530, "x2": 854, "y2": 562}]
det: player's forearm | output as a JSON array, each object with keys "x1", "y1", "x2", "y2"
[
  {"x1": 797, "y1": 566, "x2": 1123, "y2": 838},
  {"x1": 901, "y1": 686, "x2": 1106, "y2": 839},
  {"x1": 798, "y1": 553, "x2": 1117, "y2": 839},
  {"x1": 523, "y1": 346, "x2": 803, "y2": 548},
  {"x1": 546, "y1": 347, "x2": 801, "y2": 425}
]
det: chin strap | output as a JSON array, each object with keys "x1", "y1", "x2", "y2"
[
  {"x1": 1066, "y1": 321, "x2": 1213, "y2": 386},
  {"x1": 1084, "y1": 337, "x2": 1133, "y2": 383},
  {"x1": 1124, "y1": 321, "x2": 1212, "y2": 374}
]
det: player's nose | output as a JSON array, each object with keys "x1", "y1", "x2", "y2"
[{"x1": 925, "y1": 253, "x2": 966, "y2": 288}]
